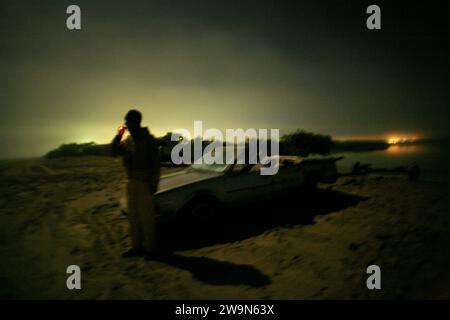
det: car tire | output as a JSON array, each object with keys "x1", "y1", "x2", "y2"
[{"x1": 182, "y1": 197, "x2": 221, "y2": 222}]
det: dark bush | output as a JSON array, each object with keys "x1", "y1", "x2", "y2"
[
  {"x1": 45, "y1": 142, "x2": 110, "y2": 158},
  {"x1": 280, "y1": 130, "x2": 334, "y2": 157}
]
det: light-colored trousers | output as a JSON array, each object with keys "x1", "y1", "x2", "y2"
[{"x1": 126, "y1": 179, "x2": 157, "y2": 252}]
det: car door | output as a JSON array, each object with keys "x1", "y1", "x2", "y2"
[
  {"x1": 271, "y1": 164, "x2": 303, "y2": 195},
  {"x1": 222, "y1": 163, "x2": 274, "y2": 205}
]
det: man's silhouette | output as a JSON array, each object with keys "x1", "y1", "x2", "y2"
[{"x1": 111, "y1": 109, "x2": 161, "y2": 258}]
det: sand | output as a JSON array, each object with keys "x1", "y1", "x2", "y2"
[{"x1": 0, "y1": 156, "x2": 449, "y2": 299}]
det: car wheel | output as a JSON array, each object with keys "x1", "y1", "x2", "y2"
[
  {"x1": 182, "y1": 197, "x2": 221, "y2": 222},
  {"x1": 191, "y1": 202, "x2": 216, "y2": 220}
]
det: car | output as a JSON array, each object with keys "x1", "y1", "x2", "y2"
[{"x1": 120, "y1": 155, "x2": 342, "y2": 222}]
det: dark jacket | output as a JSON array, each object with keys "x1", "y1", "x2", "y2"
[{"x1": 111, "y1": 127, "x2": 160, "y2": 193}]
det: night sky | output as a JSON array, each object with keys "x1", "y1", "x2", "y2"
[{"x1": 1, "y1": 0, "x2": 449, "y2": 157}]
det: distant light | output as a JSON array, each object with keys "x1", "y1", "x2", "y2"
[
  {"x1": 387, "y1": 137, "x2": 415, "y2": 145},
  {"x1": 388, "y1": 137, "x2": 400, "y2": 144}
]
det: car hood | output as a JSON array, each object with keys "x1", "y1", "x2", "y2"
[{"x1": 156, "y1": 168, "x2": 222, "y2": 193}]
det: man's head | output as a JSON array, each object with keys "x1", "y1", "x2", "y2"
[{"x1": 125, "y1": 109, "x2": 142, "y2": 134}]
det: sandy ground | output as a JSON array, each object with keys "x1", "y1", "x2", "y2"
[{"x1": 1, "y1": 156, "x2": 450, "y2": 299}]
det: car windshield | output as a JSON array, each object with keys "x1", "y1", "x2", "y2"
[{"x1": 191, "y1": 163, "x2": 230, "y2": 173}]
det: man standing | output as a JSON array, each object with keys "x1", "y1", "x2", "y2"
[{"x1": 111, "y1": 109, "x2": 161, "y2": 258}]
